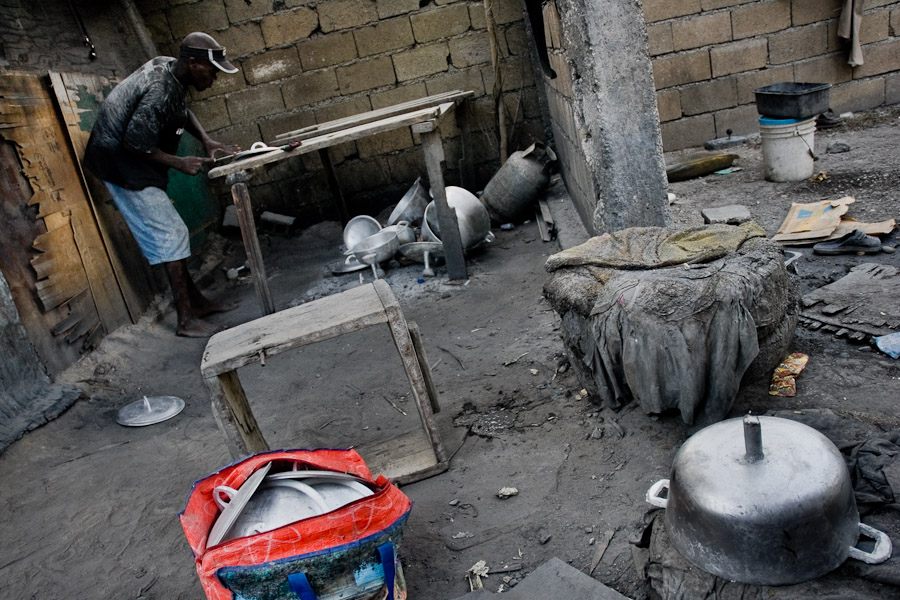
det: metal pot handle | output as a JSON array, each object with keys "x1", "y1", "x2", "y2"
[
  {"x1": 645, "y1": 478, "x2": 669, "y2": 509},
  {"x1": 848, "y1": 522, "x2": 893, "y2": 564}
]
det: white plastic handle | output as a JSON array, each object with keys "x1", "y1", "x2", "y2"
[
  {"x1": 213, "y1": 485, "x2": 238, "y2": 510},
  {"x1": 645, "y1": 479, "x2": 669, "y2": 509},
  {"x1": 848, "y1": 522, "x2": 893, "y2": 564},
  {"x1": 250, "y1": 141, "x2": 269, "y2": 151},
  {"x1": 265, "y1": 479, "x2": 330, "y2": 513}
]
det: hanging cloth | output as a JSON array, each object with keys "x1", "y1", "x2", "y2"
[{"x1": 838, "y1": 0, "x2": 865, "y2": 67}]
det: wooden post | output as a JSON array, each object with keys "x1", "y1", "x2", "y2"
[
  {"x1": 417, "y1": 127, "x2": 467, "y2": 281},
  {"x1": 205, "y1": 372, "x2": 269, "y2": 459},
  {"x1": 227, "y1": 171, "x2": 275, "y2": 316}
]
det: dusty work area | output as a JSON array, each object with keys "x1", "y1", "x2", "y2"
[{"x1": 2, "y1": 107, "x2": 900, "y2": 599}]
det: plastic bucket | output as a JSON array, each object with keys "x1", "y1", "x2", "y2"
[{"x1": 759, "y1": 117, "x2": 816, "y2": 182}]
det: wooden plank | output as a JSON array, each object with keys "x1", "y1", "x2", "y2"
[
  {"x1": 274, "y1": 90, "x2": 473, "y2": 142},
  {"x1": 50, "y1": 71, "x2": 153, "y2": 323},
  {"x1": 209, "y1": 104, "x2": 455, "y2": 179},
  {"x1": 201, "y1": 282, "x2": 390, "y2": 377},
  {"x1": 408, "y1": 320, "x2": 441, "y2": 415},
  {"x1": 420, "y1": 128, "x2": 467, "y2": 281},
  {"x1": 205, "y1": 372, "x2": 270, "y2": 459},
  {"x1": 358, "y1": 428, "x2": 446, "y2": 485}
]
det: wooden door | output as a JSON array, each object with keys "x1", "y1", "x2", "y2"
[{"x1": 0, "y1": 72, "x2": 130, "y2": 374}]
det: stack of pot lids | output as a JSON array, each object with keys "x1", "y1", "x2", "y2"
[{"x1": 207, "y1": 464, "x2": 375, "y2": 547}]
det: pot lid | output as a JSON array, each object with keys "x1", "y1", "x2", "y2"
[
  {"x1": 671, "y1": 415, "x2": 850, "y2": 510},
  {"x1": 116, "y1": 395, "x2": 184, "y2": 426}
]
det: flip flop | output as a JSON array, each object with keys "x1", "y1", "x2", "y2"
[{"x1": 812, "y1": 230, "x2": 882, "y2": 255}]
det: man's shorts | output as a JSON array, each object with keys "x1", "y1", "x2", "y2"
[{"x1": 103, "y1": 182, "x2": 191, "y2": 265}]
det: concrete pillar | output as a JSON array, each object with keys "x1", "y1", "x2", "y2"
[{"x1": 533, "y1": 0, "x2": 669, "y2": 235}]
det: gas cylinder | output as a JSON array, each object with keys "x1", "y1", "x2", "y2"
[{"x1": 480, "y1": 142, "x2": 557, "y2": 224}]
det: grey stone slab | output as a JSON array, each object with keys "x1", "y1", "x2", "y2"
[
  {"x1": 701, "y1": 204, "x2": 752, "y2": 225},
  {"x1": 502, "y1": 557, "x2": 631, "y2": 600}
]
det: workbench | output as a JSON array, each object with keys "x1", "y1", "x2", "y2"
[
  {"x1": 207, "y1": 90, "x2": 475, "y2": 316},
  {"x1": 201, "y1": 279, "x2": 449, "y2": 485}
]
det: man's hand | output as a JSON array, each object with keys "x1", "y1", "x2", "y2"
[
  {"x1": 177, "y1": 155, "x2": 214, "y2": 175},
  {"x1": 205, "y1": 139, "x2": 240, "y2": 158}
]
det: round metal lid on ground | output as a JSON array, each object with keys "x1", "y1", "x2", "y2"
[{"x1": 116, "y1": 395, "x2": 185, "y2": 427}]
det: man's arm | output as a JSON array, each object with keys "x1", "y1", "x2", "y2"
[{"x1": 184, "y1": 109, "x2": 238, "y2": 158}]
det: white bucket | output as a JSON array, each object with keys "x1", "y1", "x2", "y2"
[{"x1": 759, "y1": 117, "x2": 816, "y2": 182}]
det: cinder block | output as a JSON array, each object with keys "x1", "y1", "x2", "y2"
[
  {"x1": 355, "y1": 17, "x2": 414, "y2": 57},
  {"x1": 482, "y1": 57, "x2": 535, "y2": 92},
  {"x1": 681, "y1": 78, "x2": 738, "y2": 115},
  {"x1": 672, "y1": 12, "x2": 732, "y2": 52},
  {"x1": 541, "y1": 2, "x2": 561, "y2": 49},
  {"x1": 867, "y1": 0, "x2": 896, "y2": 8},
  {"x1": 831, "y1": 78, "x2": 885, "y2": 112},
  {"x1": 792, "y1": 53, "x2": 852, "y2": 85},
  {"x1": 207, "y1": 123, "x2": 262, "y2": 151},
  {"x1": 424, "y1": 67, "x2": 487, "y2": 97},
  {"x1": 768, "y1": 23, "x2": 828, "y2": 65},
  {"x1": 791, "y1": 0, "x2": 842, "y2": 26},
  {"x1": 226, "y1": 85, "x2": 286, "y2": 122},
  {"x1": 449, "y1": 33, "x2": 492, "y2": 69},
  {"x1": 713, "y1": 104, "x2": 760, "y2": 137},
  {"x1": 648, "y1": 23, "x2": 673, "y2": 57},
  {"x1": 314, "y1": 96, "x2": 373, "y2": 123},
  {"x1": 259, "y1": 110, "x2": 317, "y2": 142},
  {"x1": 732, "y1": 0, "x2": 791, "y2": 40},
  {"x1": 711, "y1": 38, "x2": 767, "y2": 77},
  {"x1": 356, "y1": 128, "x2": 415, "y2": 158},
  {"x1": 657, "y1": 89, "x2": 682, "y2": 122},
  {"x1": 191, "y1": 67, "x2": 246, "y2": 101},
  {"x1": 370, "y1": 82, "x2": 428, "y2": 109},
  {"x1": 411, "y1": 4, "x2": 471, "y2": 43},
  {"x1": 892, "y1": 7, "x2": 900, "y2": 37},
  {"x1": 643, "y1": 0, "x2": 701, "y2": 24},
  {"x1": 652, "y1": 50, "x2": 711, "y2": 90},
  {"x1": 337, "y1": 158, "x2": 391, "y2": 194},
  {"x1": 282, "y1": 70, "x2": 340, "y2": 107},
  {"x1": 392, "y1": 43, "x2": 450, "y2": 81},
  {"x1": 661, "y1": 113, "x2": 716, "y2": 151},
  {"x1": 242, "y1": 47, "x2": 300, "y2": 85},
  {"x1": 336, "y1": 56, "x2": 396, "y2": 94},
  {"x1": 547, "y1": 52, "x2": 573, "y2": 97},
  {"x1": 167, "y1": 0, "x2": 229, "y2": 40},
  {"x1": 224, "y1": 0, "x2": 274, "y2": 23},
  {"x1": 261, "y1": 8, "x2": 318, "y2": 47},
  {"x1": 504, "y1": 22, "x2": 529, "y2": 57},
  {"x1": 853, "y1": 38, "x2": 900, "y2": 78},
  {"x1": 493, "y1": 0, "x2": 527, "y2": 25},
  {"x1": 885, "y1": 72, "x2": 900, "y2": 105},
  {"x1": 387, "y1": 151, "x2": 428, "y2": 185},
  {"x1": 701, "y1": 0, "x2": 755, "y2": 10},
  {"x1": 376, "y1": 0, "x2": 419, "y2": 19},
  {"x1": 298, "y1": 32, "x2": 358, "y2": 70},
  {"x1": 191, "y1": 97, "x2": 231, "y2": 132},
  {"x1": 210, "y1": 22, "x2": 265, "y2": 59},
  {"x1": 470, "y1": 2, "x2": 487, "y2": 30},
  {"x1": 319, "y1": 0, "x2": 378, "y2": 33},
  {"x1": 734, "y1": 65, "x2": 793, "y2": 104},
  {"x1": 859, "y1": 9, "x2": 891, "y2": 44},
  {"x1": 702, "y1": 205, "x2": 752, "y2": 224}
]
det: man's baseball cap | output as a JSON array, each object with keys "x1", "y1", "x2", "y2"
[{"x1": 180, "y1": 37, "x2": 238, "y2": 74}]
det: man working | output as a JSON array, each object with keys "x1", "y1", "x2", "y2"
[{"x1": 85, "y1": 32, "x2": 239, "y2": 337}]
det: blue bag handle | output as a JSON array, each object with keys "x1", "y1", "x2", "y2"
[{"x1": 287, "y1": 541, "x2": 395, "y2": 600}]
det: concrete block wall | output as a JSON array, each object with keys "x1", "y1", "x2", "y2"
[
  {"x1": 138, "y1": 0, "x2": 546, "y2": 219},
  {"x1": 645, "y1": 0, "x2": 900, "y2": 150}
]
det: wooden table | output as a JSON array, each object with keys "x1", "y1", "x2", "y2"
[
  {"x1": 208, "y1": 90, "x2": 474, "y2": 316},
  {"x1": 201, "y1": 279, "x2": 449, "y2": 485}
]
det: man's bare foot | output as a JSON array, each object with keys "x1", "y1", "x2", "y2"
[
  {"x1": 194, "y1": 299, "x2": 239, "y2": 318},
  {"x1": 176, "y1": 318, "x2": 226, "y2": 338}
]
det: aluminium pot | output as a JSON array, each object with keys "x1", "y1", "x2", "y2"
[{"x1": 646, "y1": 415, "x2": 892, "y2": 585}]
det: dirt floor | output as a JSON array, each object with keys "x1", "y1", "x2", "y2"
[{"x1": 1, "y1": 106, "x2": 899, "y2": 600}]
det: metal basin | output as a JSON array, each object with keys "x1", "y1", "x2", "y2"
[
  {"x1": 342, "y1": 215, "x2": 382, "y2": 250},
  {"x1": 347, "y1": 230, "x2": 399, "y2": 265},
  {"x1": 388, "y1": 177, "x2": 428, "y2": 226},
  {"x1": 646, "y1": 415, "x2": 892, "y2": 585},
  {"x1": 423, "y1": 187, "x2": 492, "y2": 249},
  {"x1": 381, "y1": 221, "x2": 416, "y2": 245}
]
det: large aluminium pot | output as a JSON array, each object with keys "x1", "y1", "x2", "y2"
[{"x1": 646, "y1": 415, "x2": 891, "y2": 585}]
